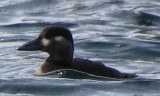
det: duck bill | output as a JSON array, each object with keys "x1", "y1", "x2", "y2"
[{"x1": 17, "y1": 38, "x2": 43, "y2": 51}]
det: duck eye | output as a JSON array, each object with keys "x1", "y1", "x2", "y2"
[{"x1": 41, "y1": 38, "x2": 50, "y2": 47}]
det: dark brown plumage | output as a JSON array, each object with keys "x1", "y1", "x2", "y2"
[{"x1": 17, "y1": 26, "x2": 137, "y2": 78}]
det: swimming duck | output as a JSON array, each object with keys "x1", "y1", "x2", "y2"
[{"x1": 17, "y1": 26, "x2": 137, "y2": 78}]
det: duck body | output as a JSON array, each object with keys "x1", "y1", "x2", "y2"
[
  {"x1": 37, "y1": 58, "x2": 125, "y2": 78},
  {"x1": 72, "y1": 58, "x2": 126, "y2": 78},
  {"x1": 17, "y1": 26, "x2": 137, "y2": 78}
]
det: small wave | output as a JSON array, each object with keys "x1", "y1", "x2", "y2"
[
  {"x1": 0, "y1": 34, "x2": 33, "y2": 42},
  {"x1": 36, "y1": 69, "x2": 120, "y2": 81},
  {"x1": 1, "y1": 22, "x2": 78, "y2": 28},
  {"x1": 110, "y1": 10, "x2": 160, "y2": 26},
  {"x1": 0, "y1": 70, "x2": 160, "y2": 95}
]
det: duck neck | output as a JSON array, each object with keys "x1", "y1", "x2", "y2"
[
  {"x1": 46, "y1": 55, "x2": 71, "y2": 67},
  {"x1": 46, "y1": 41, "x2": 74, "y2": 66},
  {"x1": 40, "y1": 56, "x2": 71, "y2": 73}
]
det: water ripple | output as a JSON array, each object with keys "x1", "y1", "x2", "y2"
[{"x1": 0, "y1": 0, "x2": 160, "y2": 96}]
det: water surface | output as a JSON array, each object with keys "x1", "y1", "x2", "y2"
[{"x1": 0, "y1": 0, "x2": 160, "y2": 96}]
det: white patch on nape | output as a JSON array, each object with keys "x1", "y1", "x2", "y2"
[
  {"x1": 54, "y1": 36, "x2": 64, "y2": 41},
  {"x1": 41, "y1": 38, "x2": 50, "y2": 46}
]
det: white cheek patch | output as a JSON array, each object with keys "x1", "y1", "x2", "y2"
[
  {"x1": 41, "y1": 38, "x2": 50, "y2": 46},
  {"x1": 54, "y1": 36, "x2": 64, "y2": 41}
]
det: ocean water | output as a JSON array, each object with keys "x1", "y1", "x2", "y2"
[{"x1": 0, "y1": 0, "x2": 160, "y2": 96}]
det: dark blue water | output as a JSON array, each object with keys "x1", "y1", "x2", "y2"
[{"x1": 0, "y1": 0, "x2": 160, "y2": 95}]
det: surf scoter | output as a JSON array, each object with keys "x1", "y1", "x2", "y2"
[{"x1": 17, "y1": 26, "x2": 137, "y2": 78}]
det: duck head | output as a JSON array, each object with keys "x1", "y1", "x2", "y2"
[{"x1": 17, "y1": 26, "x2": 74, "y2": 63}]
